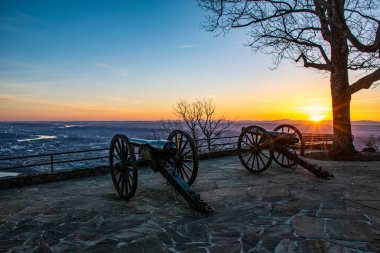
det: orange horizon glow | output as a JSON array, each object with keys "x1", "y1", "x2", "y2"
[
  {"x1": 1, "y1": 101, "x2": 380, "y2": 122},
  {"x1": 1, "y1": 87, "x2": 380, "y2": 122}
]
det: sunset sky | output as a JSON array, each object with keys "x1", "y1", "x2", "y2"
[{"x1": 1, "y1": 0, "x2": 379, "y2": 122}]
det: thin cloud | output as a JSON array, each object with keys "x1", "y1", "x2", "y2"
[
  {"x1": 93, "y1": 63, "x2": 112, "y2": 69},
  {"x1": 179, "y1": 44, "x2": 196, "y2": 48}
]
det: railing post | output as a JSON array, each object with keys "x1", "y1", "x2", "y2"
[{"x1": 50, "y1": 155, "x2": 54, "y2": 172}]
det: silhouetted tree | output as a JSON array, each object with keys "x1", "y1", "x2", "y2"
[
  {"x1": 161, "y1": 99, "x2": 233, "y2": 151},
  {"x1": 173, "y1": 100, "x2": 203, "y2": 144},
  {"x1": 196, "y1": 99, "x2": 233, "y2": 151},
  {"x1": 199, "y1": 0, "x2": 380, "y2": 156}
]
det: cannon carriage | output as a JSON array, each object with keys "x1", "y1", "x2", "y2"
[
  {"x1": 237, "y1": 124, "x2": 333, "y2": 178},
  {"x1": 109, "y1": 129, "x2": 212, "y2": 213}
]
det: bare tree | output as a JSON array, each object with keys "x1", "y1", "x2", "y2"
[
  {"x1": 197, "y1": 99, "x2": 233, "y2": 151},
  {"x1": 172, "y1": 100, "x2": 203, "y2": 143},
  {"x1": 164, "y1": 99, "x2": 234, "y2": 151},
  {"x1": 199, "y1": 0, "x2": 380, "y2": 156}
]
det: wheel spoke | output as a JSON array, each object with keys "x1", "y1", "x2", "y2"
[
  {"x1": 113, "y1": 153, "x2": 121, "y2": 162},
  {"x1": 247, "y1": 133, "x2": 254, "y2": 146},
  {"x1": 241, "y1": 150, "x2": 252, "y2": 157},
  {"x1": 245, "y1": 152, "x2": 254, "y2": 165},
  {"x1": 128, "y1": 171, "x2": 133, "y2": 193},
  {"x1": 176, "y1": 133, "x2": 182, "y2": 150},
  {"x1": 182, "y1": 162, "x2": 193, "y2": 172},
  {"x1": 251, "y1": 153, "x2": 256, "y2": 170},
  {"x1": 120, "y1": 171, "x2": 125, "y2": 195},
  {"x1": 260, "y1": 151, "x2": 270, "y2": 160},
  {"x1": 180, "y1": 140, "x2": 189, "y2": 155},
  {"x1": 255, "y1": 132, "x2": 259, "y2": 146},
  {"x1": 257, "y1": 152, "x2": 265, "y2": 166},
  {"x1": 177, "y1": 164, "x2": 184, "y2": 178},
  {"x1": 243, "y1": 136, "x2": 251, "y2": 147},
  {"x1": 117, "y1": 171, "x2": 123, "y2": 187},
  {"x1": 181, "y1": 148, "x2": 192, "y2": 157},
  {"x1": 250, "y1": 132, "x2": 255, "y2": 145},
  {"x1": 115, "y1": 141, "x2": 121, "y2": 159},
  {"x1": 179, "y1": 165, "x2": 190, "y2": 181},
  {"x1": 121, "y1": 139, "x2": 126, "y2": 162}
]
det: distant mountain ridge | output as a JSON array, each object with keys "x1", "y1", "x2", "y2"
[{"x1": 1, "y1": 119, "x2": 380, "y2": 124}]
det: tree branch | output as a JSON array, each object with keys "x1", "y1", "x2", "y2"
[
  {"x1": 296, "y1": 53, "x2": 331, "y2": 71},
  {"x1": 348, "y1": 68, "x2": 380, "y2": 94},
  {"x1": 231, "y1": 8, "x2": 315, "y2": 28},
  {"x1": 313, "y1": 0, "x2": 332, "y2": 43},
  {"x1": 346, "y1": 24, "x2": 380, "y2": 53}
]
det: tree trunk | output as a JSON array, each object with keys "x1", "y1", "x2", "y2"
[
  {"x1": 330, "y1": 89, "x2": 356, "y2": 156},
  {"x1": 328, "y1": 0, "x2": 357, "y2": 157}
]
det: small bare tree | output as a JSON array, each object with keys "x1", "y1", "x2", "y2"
[
  {"x1": 197, "y1": 99, "x2": 233, "y2": 151},
  {"x1": 162, "y1": 99, "x2": 234, "y2": 151},
  {"x1": 172, "y1": 100, "x2": 203, "y2": 143}
]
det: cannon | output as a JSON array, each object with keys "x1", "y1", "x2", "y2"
[
  {"x1": 237, "y1": 124, "x2": 334, "y2": 178},
  {"x1": 109, "y1": 130, "x2": 213, "y2": 213}
]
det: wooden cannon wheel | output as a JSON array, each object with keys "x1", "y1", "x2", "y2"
[
  {"x1": 109, "y1": 134, "x2": 138, "y2": 200},
  {"x1": 237, "y1": 125, "x2": 274, "y2": 173},
  {"x1": 273, "y1": 124, "x2": 305, "y2": 169},
  {"x1": 167, "y1": 130, "x2": 198, "y2": 185}
]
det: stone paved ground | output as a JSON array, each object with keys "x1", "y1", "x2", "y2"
[{"x1": 0, "y1": 156, "x2": 380, "y2": 252}]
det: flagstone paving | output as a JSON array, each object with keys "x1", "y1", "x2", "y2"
[{"x1": 0, "y1": 156, "x2": 379, "y2": 252}]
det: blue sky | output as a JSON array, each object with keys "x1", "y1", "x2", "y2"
[{"x1": 1, "y1": 0, "x2": 379, "y2": 121}]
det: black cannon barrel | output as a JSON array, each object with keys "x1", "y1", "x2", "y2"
[
  {"x1": 130, "y1": 138, "x2": 177, "y2": 154},
  {"x1": 267, "y1": 131, "x2": 299, "y2": 145}
]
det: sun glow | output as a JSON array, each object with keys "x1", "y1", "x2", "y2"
[
  {"x1": 309, "y1": 114, "x2": 326, "y2": 122},
  {"x1": 300, "y1": 105, "x2": 330, "y2": 122}
]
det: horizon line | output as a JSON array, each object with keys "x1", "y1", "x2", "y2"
[{"x1": 1, "y1": 119, "x2": 380, "y2": 124}]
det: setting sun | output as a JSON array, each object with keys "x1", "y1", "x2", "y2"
[
  {"x1": 299, "y1": 105, "x2": 330, "y2": 122},
  {"x1": 309, "y1": 114, "x2": 326, "y2": 122}
]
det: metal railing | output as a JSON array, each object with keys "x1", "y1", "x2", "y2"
[
  {"x1": 0, "y1": 148, "x2": 109, "y2": 172},
  {"x1": 0, "y1": 135, "x2": 240, "y2": 174},
  {"x1": 196, "y1": 135, "x2": 239, "y2": 153}
]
